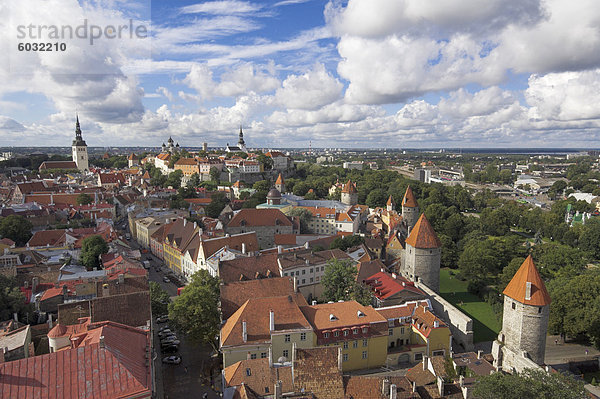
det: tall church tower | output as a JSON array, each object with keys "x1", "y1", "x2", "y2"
[
  {"x1": 71, "y1": 115, "x2": 89, "y2": 172},
  {"x1": 402, "y1": 213, "x2": 441, "y2": 292},
  {"x1": 238, "y1": 126, "x2": 247, "y2": 152},
  {"x1": 401, "y1": 186, "x2": 419, "y2": 232},
  {"x1": 499, "y1": 255, "x2": 550, "y2": 367}
]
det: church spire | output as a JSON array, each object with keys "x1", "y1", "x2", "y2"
[
  {"x1": 238, "y1": 125, "x2": 245, "y2": 145},
  {"x1": 75, "y1": 114, "x2": 82, "y2": 140}
]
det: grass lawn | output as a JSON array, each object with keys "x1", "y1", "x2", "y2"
[
  {"x1": 584, "y1": 371, "x2": 600, "y2": 385},
  {"x1": 439, "y1": 268, "x2": 502, "y2": 343}
]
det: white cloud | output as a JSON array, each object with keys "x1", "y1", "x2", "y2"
[
  {"x1": 274, "y1": 63, "x2": 343, "y2": 110},
  {"x1": 180, "y1": 1, "x2": 263, "y2": 15}
]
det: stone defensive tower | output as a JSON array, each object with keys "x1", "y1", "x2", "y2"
[
  {"x1": 71, "y1": 115, "x2": 89, "y2": 172},
  {"x1": 386, "y1": 195, "x2": 395, "y2": 212},
  {"x1": 340, "y1": 180, "x2": 358, "y2": 206},
  {"x1": 402, "y1": 213, "x2": 441, "y2": 292},
  {"x1": 499, "y1": 255, "x2": 550, "y2": 367},
  {"x1": 401, "y1": 186, "x2": 419, "y2": 231}
]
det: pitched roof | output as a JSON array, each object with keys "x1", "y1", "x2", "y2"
[
  {"x1": 27, "y1": 229, "x2": 66, "y2": 247},
  {"x1": 220, "y1": 276, "x2": 301, "y2": 320},
  {"x1": 224, "y1": 358, "x2": 293, "y2": 397},
  {"x1": 218, "y1": 253, "x2": 281, "y2": 284},
  {"x1": 277, "y1": 249, "x2": 351, "y2": 270},
  {"x1": 275, "y1": 173, "x2": 284, "y2": 185},
  {"x1": 38, "y1": 161, "x2": 78, "y2": 170},
  {"x1": 174, "y1": 157, "x2": 197, "y2": 166},
  {"x1": 221, "y1": 295, "x2": 311, "y2": 348},
  {"x1": 228, "y1": 208, "x2": 292, "y2": 228},
  {"x1": 127, "y1": 153, "x2": 138, "y2": 160},
  {"x1": 411, "y1": 304, "x2": 447, "y2": 338},
  {"x1": 404, "y1": 214, "x2": 441, "y2": 249},
  {"x1": 386, "y1": 195, "x2": 395, "y2": 206},
  {"x1": 363, "y1": 272, "x2": 426, "y2": 300},
  {"x1": 343, "y1": 375, "x2": 417, "y2": 399},
  {"x1": 300, "y1": 300, "x2": 386, "y2": 330},
  {"x1": 0, "y1": 322, "x2": 150, "y2": 398},
  {"x1": 341, "y1": 180, "x2": 357, "y2": 194},
  {"x1": 503, "y1": 255, "x2": 551, "y2": 306},
  {"x1": 294, "y1": 347, "x2": 345, "y2": 399},
  {"x1": 402, "y1": 186, "x2": 418, "y2": 208},
  {"x1": 200, "y1": 232, "x2": 259, "y2": 260},
  {"x1": 356, "y1": 259, "x2": 387, "y2": 282}
]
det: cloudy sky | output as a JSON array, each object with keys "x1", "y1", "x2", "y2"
[{"x1": 1, "y1": 0, "x2": 600, "y2": 148}]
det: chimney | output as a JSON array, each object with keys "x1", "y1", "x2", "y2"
[
  {"x1": 312, "y1": 300, "x2": 317, "y2": 305},
  {"x1": 0, "y1": 347, "x2": 4, "y2": 364},
  {"x1": 459, "y1": 375, "x2": 464, "y2": 387},
  {"x1": 412, "y1": 381, "x2": 417, "y2": 393},
  {"x1": 382, "y1": 379, "x2": 390, "y2": 396},
  {"x1": 392, "y1": 273, "x2": 397, "y2": 279},
  {"x1": 293, "y1": 277, "x2": 297, "y2": 293},
  {"x1": 277, "y1": 245, "x2": 283, "y2": 254},
  {"x1": 242, "y1": 321, "x2": 247, "y2": 343},
  {"x1": 242, "y1": 243, "x2": 246, "y2": 255},
  {"x1": 274, "y1": 380, "x2": 282, "y2": 399},
  {"x1": 304, "y1": 241, "x2": 309, "y2": 249},
  {"x1": 99, "y1": 336, "x2": 105, "y2": 349},
  {"x1": 118, "y1": 274, "x2": 124, "y2": 284},
  {"x1": 183, "y1": 218, "x2": 187, "y2": 226},
  {"x1": 292, "y1": 342, "x2": 296, "y2": 364},
  {"x1": 477, "y1": 350, "x2": 483, "y2": 359},
  {"x1": 525, "y1": 281, "x2": 532, "y2": 301},
  {"x1": 423, "y1": 355, "x2": 428, "y2": 371},
  {"x1": 338, "y1": 346, "x2": 343, "y2": 371},
  {"x1": 390, "y1": 384, "x2": 397, "y2": 399},
  {"x1": 269, "y1": 310, "x2": 275, "y2": 332},
  {"x1": 48, "y1": 314, "x2": 53, "y2": 329},
  {"x1": 380, "y1": 268, "x2": 384, "y2": 273},
  {"x1": 13, "y1": 313, "x2": 17, "y2": 322}
]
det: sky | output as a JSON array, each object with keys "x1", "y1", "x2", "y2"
[{"x1": 1, "y1": 0, "x2": 600, "y2": 149}]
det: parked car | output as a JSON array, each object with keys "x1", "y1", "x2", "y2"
[
  {"x1": 161, "y1": 339, "x2": 180, "y2": 346},
  {"x1": 157, "y1": 315, "x2": 169, "y2": 323},
  {"x1": 158, "y1": 329, "x2": 173, "y2": 337},
  {"x1": 158, "y1": 325, "x2": 170, "y2": 332},
  {"x1": 162, "y1": 344, "x2": 178, "y2": 353},
  {"x1": 163, "y1": 277, "x2": 171, "y2": 283},
  {"x1": 160, "y1": 334, "x2": 177, "y2": 342},
  {"x1": 162, "y1": 356, "x2": 181, "y2": 365}
]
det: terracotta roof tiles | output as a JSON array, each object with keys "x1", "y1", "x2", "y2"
[
  {"x1": 227, "y1": 208, "x2": 292, "y2": 228},
  {"x1": 402, "y1": 186, "x2": 418, "y2": 208},
  {"x1": 404, "y1": 214, "x2": 441, "y2": 249},
  {"x1": 503, "y1": 255, "x2": 551, "y2": 306}
]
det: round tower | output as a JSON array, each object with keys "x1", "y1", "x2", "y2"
[
  {"x1": 386, "y1": 195, "x2": 395, "y2": 212},
  {"x1": 340, "y1": 180, "x2": 358, "y2": 206},
  {"x1": 267, "y1": 188, "x2": 282, "y2": 205},
  {"x1": 500, "y1": 255, "x2": 550, "y2": 366},
  {"x1": 402, "y1": 213, "x2": 441, "y2": 292},
  {"x1": 401, "y1": 186, "x2": 419, "y2": 231}
]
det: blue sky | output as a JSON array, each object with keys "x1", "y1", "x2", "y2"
[{"x1": 2, "y1": 0, "x2": 600, "y2": 148}]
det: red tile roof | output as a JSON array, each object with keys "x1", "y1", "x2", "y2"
[
  {"x1": 404, "y1": 214, "x2": 441, "y2": 249},
  {"x1": 402, "y1": 186, "x2": 418, "y2": 208},
  {"x1": 27, "y1": 229, "x2": 66, "y2": 247},
  {"x1": 39, "y1": 161, "x2": 79, "y2": 170},
  {"x1": 386, "y1": 195, "x2": 395, "y2": 206},
  {"x1": 0, "y1": 321, "x2": 150, "y2": 399},
  {"x1": 200, "y1": 232, "x2": 259, "y2": 259},
  {"x1": 228, "y1": 209, "x2": 292, "y2": 228},
  {"x1": 503, "y1": 255, "x2": 551, "y2": 306},
  {"x1": 275, "y1": 173, "x2": 284, "y2": 185},
  {"x1": 341, "y1": 180, "x2": 357, "y2": 194},
  {"x1": 218, "y1": 252, "x2": 280, "y2": 284},
  {"x1": 364, "y1": 272, "x2": 425, "y2": 300}
]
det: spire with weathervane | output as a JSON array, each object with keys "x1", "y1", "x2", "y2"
[{"x1": 71, "y1": 114, "x2": 89, "y2": 172}]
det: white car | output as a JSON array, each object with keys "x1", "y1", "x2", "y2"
[{"x1": 162, "y1": 356, "x2": 181, "y2": 365}]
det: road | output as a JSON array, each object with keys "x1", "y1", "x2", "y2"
[{"x1": 124, "y1": 238, "x2": 221, "y2": 399}]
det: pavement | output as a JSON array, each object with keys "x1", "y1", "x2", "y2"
[{"x1": 544, "y1": 335, "x2": 600, "y2": 365}]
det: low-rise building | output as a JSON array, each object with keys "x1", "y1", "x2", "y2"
[{"x1": 226, "y1": 208, "x2": 296, "y2": 248}]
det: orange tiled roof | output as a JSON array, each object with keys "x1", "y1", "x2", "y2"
[
  {"x1": 503, "y1": 255, "x2": 551, "y2": 306},
  {"x1": 386, "y1": 195, "x2": 394, "y2": 206},
  {"x1": 228, "y1": 209, "x2": 292, "y2": 228},
  {"x1": 402, "y1": 186, "x2": 418, "y2": 208},
  {"x1": 275, "y1": 173, "x2": 284, "y2": 185},
  {"x1": 341, "y1": 180, "x2": 357, "y2": 194},
  {"x1": 300, "y1": 300, "x2": 386, "y2": 330},
  {"x1": 404, "y1": 214, "x2": 441, "y2": 249}
]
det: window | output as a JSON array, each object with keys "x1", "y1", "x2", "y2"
[
  {"x1": 538, "y1": 307, "x2": 542, "y2": 314},
  {"x1": 296, "y1": 271, "x2": 299, "y2": 276},
  {"x1": 389, "y1": 329, "x2": 393, "y2": 336},
  {"x1": 285, "y1": 334, "x2": 291, "y2": 342},
  {"x1": 512, "y1": 302, "x2": 516, "y2": 310},
  {"x1": 310, "y1": 278, "x2": 313, "y2": 283},
  {"x1": 324, "y1": 332, "x2": 330, "y2": 338},
  {"x1": 316, "y1": 276, "x2": 320, "y2": 282},
  {"x1": 362, "y1": 351, "x2": 368, "y2": 359},
  {"x1": 334, "y1": 331, "x2": 339, "y2": 337},
  {"x1": 300, "y1": 332, "x2": 306, "y2": 341},
  {"x1": 246, "y1": 368, "x2": 251, "y2": 376},
  {"x1": 283, "y1": 273, "x2": 287, "y2": 276},
  {"x1": 414, "y1": 353, "x2": 423, "y2": 361},
  {"x1": 250, "y1": 353, "x2": 257, "y2": 359},
  {"x1": 353, "y1": 340, "x2": 358, "y2": 348},
  {"x1": 353, "y1": 328, "x2": 359, "y2": 334},
  {"x1": 362, "y1": 327, "x2": 368, "y2": 333},
  {"x1": 302, "y1": 279, "x2": 306, "y2": 284},
  {"x1": 388, "y1": 319, "x2": 395, "y2": 327},
  {"x1": 344, "y1": 330, "x2": 349, "y2": 336},
  {"x1": 342, "y1": 354, "x2": 348, "y2": 362},
  {"x1": 433, "y1": 350, "x2": 445, "y2": 356},
  {"x1": 261, "y1": 352, "x2": 267, "y2": 358},
  {"x1": 321, "y1": 266, "x2": 325, "y2": 272},
  {"x1": 363, "y1": 339, "x2": 368, "y2": 347},
  {"x1": 400, "y1": 327, "x2": 405, "y2": 335},
  {"x1": 283, "y1": 350, "x2": 289, "y2": 358},
  {"x1": 343, "y1": 342, "x2": 349, "y2": 349},
  {"x1": 265, "y1": 387, "x2": 269, "y2": 393},
  {"x1": 302, "y1": 269, "x2": 306, "y2": 275},
  {"x1": 309, "y1": 268, "x2": 313, "y2": 273}
]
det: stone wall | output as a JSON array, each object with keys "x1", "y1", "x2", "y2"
[
  {"x1": 416, "y1": 282, "x2": 474, "y2": 352},
  {"x1": 502, "y1": 296, "x2": 549, "y2": 366},
  {"x1": 404, "y1": 246, "x2": 440, "y2": 293},
  {"x1": 402, "y1": 206, "x2": 419, "y2": 230}
]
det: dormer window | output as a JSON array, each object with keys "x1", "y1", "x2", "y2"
[
  {"x1": 329, "y1": 314, "x2": 337, "y2": 321},
  {"x1": 324, "y1": 332, "x2": 330, "y2": 338},
  {"x1": 353, "y1": 328, "x2": 359, "y2": 334},
  {"x1": 240, "y1": 220, "x2": 246, "y2": 226},
  {"x1": 357, "y1": 310, "x2": 365, "y2": 318}
]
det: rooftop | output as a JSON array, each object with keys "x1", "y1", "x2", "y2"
[{"x1": 503, "y1": 255, "x2": 551, "y2": 306}]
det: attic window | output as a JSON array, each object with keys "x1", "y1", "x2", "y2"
[
  {"x1": 246, "y1": 368, "x2": 251, "y2": 376},
  {"x1": 240, "y1": 220, "x2": 246, "y2": 226},
  {"x1": 357, "y1": 310, "x2": 365, "y2": 318},
  {"x1": 329, "y1": 314, "x2": 338, "y2": 321}
]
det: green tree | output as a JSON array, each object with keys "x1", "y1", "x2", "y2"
[
  {"x1": 257, "y1": 154, "x2": 273, "y2": 170},
  {"x1": 0, "y1": 275, "x2": 31, "y2": 321},
  {"x1": 322, "y1": 259, "x2": 358, "y2": 302},
  {"x1": 548, "y1": 270, "x2": 600, "y2": 346},
  {"x1": 579, "y1": 218, "x2": 600, "y2": 260},
  {"x1": 365, "y1": 188, "x2": 387, "y2": 208},
  {"x1": 473, "y1": 368, "x2": 586, "y2": 399},
  {"x1": 188, "y1": 172, "x2": 200, "y2": 188},
  {"x1": 165, "y1": 169, "x2": 183, "y2": 189},
  {"x1": 168, "y1": 270, "x2": 220, "y2": 348},
  {"x1": 253, "y1": 180, "x2": 271, "y2": 193},
  {"x1": 205, "y1": 192, "x2": 228, "y2": 218},
  {"x1": 288, "y1": 207, "x2": 312, "y2": 233},
  {"x1": 210, "y1": 166, "x2": 220, "y2": 183},
  {"x1": 76, "y1": 193, "x2": 93, "y2": 206},
  {"x1": 149, "y1": 281, "x2": 170, "y2": 316},
  {"x1": 329, "y1": 235, "x2": 365, "y2": 251},
  {"x1": 0, "y1": 215, "x2": 33, "y2": 246},
  {"x1": 80, "y1": 235, "x2": 108, "y2": 270},
  {"x1": 531, "y1": 243, "x2": 586, "y2": 278}
]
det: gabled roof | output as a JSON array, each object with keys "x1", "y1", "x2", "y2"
[
  {"x1": 402, "y1": 186, "x2": 418, "y2": 208},
  {"x1": 221, "y1": 295, "x2": 311, "y2": 347},
  {"x1": 300, "y1": 300, "x2": 386, "y2": 330},
  {"x1": 38, "y1": 161, "x2": 78, "y2": 170},
  {"x1": 228, "y1": 209, "x2": 292, "y2": 228},
  {"x1": 174, "y1": 157, "x2": 197, "y2": 166},
  {"x1": 27, "y1": 229, "x2": 66, "y2": 247},
  {"x1": 275, "y1": 173, "x2": 284, "y2": 185},
  {"x1": 224, "y1": 358, "x2": 293, "y2": 397},
  {"x1": 218, "y1": 252, "x2": 280, "y2": 284},
  {"x1": 341, "y1": 180, "x2": 357, "y2": 194},
  {"x1": 200, "y1": 232, "x2": 259, "y2": 260},
  {"x1": 404, "y1": 214, "x2": 441, "y2": 249},
  {"x1": 503, "y1": 255, "x2": 551, "y2": 306},
  {"x1": 386, "y1": 195, "x2": 395, "y2": 206},
  {"x1": 363, "y1": 272, "x2": 425, "y2": 300},
  {"x1": 127, "y1": 153, "x2": 138, "y2": 160}
]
